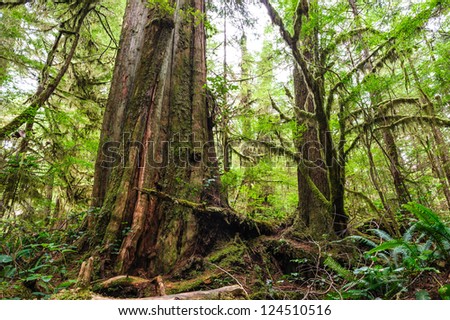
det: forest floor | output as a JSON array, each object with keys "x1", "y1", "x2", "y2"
[{"x1": 49, "y1": 232, "x2": 448, "y2": 300}]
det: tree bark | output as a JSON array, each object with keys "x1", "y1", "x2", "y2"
[
  {"x1": 87, "y1": 0, "x2": 232, "y2": 277},
  {"x1": 279, "y1": 0, "x2": 347, "y2": 237},
  {"x1": 293, "y1": 66, "x2": 332, "y2": 236}
]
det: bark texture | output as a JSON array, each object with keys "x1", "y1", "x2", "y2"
[{"x1": 88, "y1": 0, "x2": 229, "y2": 277}]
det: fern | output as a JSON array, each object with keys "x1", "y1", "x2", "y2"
[
  {"x1": 367, "y1": 239, "x2": 407, "y2": 255},
  {"x1": 368, "y1": 228, "x2": 393, "y2": 241},
  {"x1": 403, "y1": 202, "x2": 450, "y2": 258},
  {"x1": 324, "y1": 256, "x2": 355, "y2": 282},
  {"x1": 346, "y1": 235, "x2": 377, "y2": 248}
]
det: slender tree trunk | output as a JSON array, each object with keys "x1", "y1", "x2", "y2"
[
  {"x1": 88, "y1": 0, "x2": 229, "y2": 277},
  {"x1": 381, "y1": 128, "x2": 411, "y2": 206},
  {"x1": 348, "y1": 0, "x2": 411, "y2": 212}
]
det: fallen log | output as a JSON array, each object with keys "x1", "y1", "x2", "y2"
[
  {"x1": 93, "y1": 275, "x2": 165, "y2": 298},
  {"x1": 92, "y1": 284, "x2": 246, "y2": 300}
]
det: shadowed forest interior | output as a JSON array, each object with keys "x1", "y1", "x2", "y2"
[{"x1": 1, "y1": 0, "x2": 450, "y2": 300}]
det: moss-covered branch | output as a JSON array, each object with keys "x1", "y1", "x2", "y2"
[
  {"x1": 0, "y1": 1, "x2": 94, "y2": 140},
  {"x1": 135, "y1": 188, "x2": 275, "y2": 236}
]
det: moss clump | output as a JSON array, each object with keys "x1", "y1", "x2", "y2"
[
  {"x1": 92, "y1": 276, "x2": 156, "y2": 298},
  {"x1": 52, "y1": 288, "x2": 93, "y2": 300},
  {"x1": 207, "y1": 239, "x2": 247, "y2": 270},
  {"x1": 166, "y1": 272, "x2": 222, "y2": 294},
  {"x1": 0, "y1": 282, "x2": 34, "y2": 300}
]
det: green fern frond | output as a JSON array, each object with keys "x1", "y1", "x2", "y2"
[
  {"x1": 367, "y1": 239, "x2": 413, "y2": 255},
  {"x1": 403, "y1": 202, "x2": 443, "y2": 230},
  {"x1": 403, "y1": 224, "x2": 417, "y2": 243},
  {"x1": 368, "y1": 228, "x2": 393, "y2": 241},
  {"x1": 346, "y1": 235, "x2": 377, "y2": 248},
  {"x1": 324, "y1": 256, "x2": 355, "y2": 282}
]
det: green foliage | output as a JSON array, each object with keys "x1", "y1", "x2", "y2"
[
  {"x1": 0, "y1": 214, "x2": 85, "y2": 299},
  {"x1": 415, "y1": 290, "x2": 431, "y2": 300},
  {"x1": 438, "y1": 284, "x2": 450, "y2": 300},
  {"x1": 147, "y1": 0, "x2": 175, "y2": 15},
  {"x1": 327, "y1": 203, "x2": 449, "y2": 299},
  {"x1": 324, "y1": 256, "x2": 355, "y2": 282}
]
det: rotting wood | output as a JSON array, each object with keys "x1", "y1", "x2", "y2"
[
  {"x1": 155, "y1": 275, "x2": 166, "y2": 296},
  {"x1": 94, "y1": 275, "x2": 162, "y2": 298},
  {"x1": 92, "y1": 284, "x2": 246, "y2": 300}
]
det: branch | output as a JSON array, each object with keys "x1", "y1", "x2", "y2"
[
  {"x1": 345, "y1": 188, "x2": 381, "y2": 215},
  {"x1": 259, "y1": 0, "x2": 293, "y2": 46},
  {"x1": 259, "y1": 0, "x2": 315, "y2": 95},
  {"x1": 269, "y1": 95, "x2": 292, "y2": 122},
  {"x1": 323, "y1": 27, "x2": 384, "y2": 58},
  {"x1": 237, "y1": 138, "x2": 327, "y2": 172},
  {"x1": 0, "y1": 2, "x2": 94, "y2": 140},
  {"x1": 325, "y1": 38, "x2": 392, "y2": 115},
  {"x1": 347, "y1": 114, "x2": 450, "y2": 135},
  {"x1": 135, "y1": 188, "x2": 275, "y2": 236},
  {"x1": 230, "y1": 146, "x2": 258, "y2": 163},
  {"x1": 241, "y1": 138, "x2": 299, "y2": 161},
  {"x1": 346, "y1": 97, "x2": 420, "y2": 121},
  {"x1": 292, "y1": 0, "x2": 308, "y2": 43},
  {"x1": 269, "y1": 94, "x2": 315, "y2": 122}
]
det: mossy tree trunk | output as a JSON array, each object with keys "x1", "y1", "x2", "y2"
[
  {"x1": 293, "y1": 66, "x2": 333, "y2": 237},
  {"x1": 88, "y1": 0, "x2": 227, "y2": 277},
  {"x1": 288, "y1": 1, "x2": 347, "y2": 238}
]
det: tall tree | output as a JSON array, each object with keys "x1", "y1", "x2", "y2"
[
  {"x1": 261, "y1": 0, "x2": 348, "y2": 237},
  {"x1": 86, "y1": 0, "x2": 232, "y2": 276}
]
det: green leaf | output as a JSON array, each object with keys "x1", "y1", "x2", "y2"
[
  {"x1": 0, "y1": 255, "x2": 13, "y2": 264},
  {"x1": 415, "y1": 290, "x2": 431, "y2": 300},
  {"x1": 25, "y1": 274, "x2": 41, "y2": 281},
  {"x1": 57, "y1": 279, "x2": 77, "y2": 289},
  {"x1": 438, "y1": 284, "x2": 450, "y2": 300},
  {"x1": 324, "y1": 256, "x2": 355, "y2": 281},
  {"x1": 41, "y1": 275, "x2": 53, "y2": 283},
  {"x1": 367, "y1": 239, "x2": 406, "y2": 255}
]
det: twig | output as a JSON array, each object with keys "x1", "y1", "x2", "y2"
[{"x1": 210, "y1": 262, "x2": 249, "y2": 298}]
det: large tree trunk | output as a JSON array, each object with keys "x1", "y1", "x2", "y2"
[{"x1": 88, "y1": 0, "x2": 228, "y2": 277}]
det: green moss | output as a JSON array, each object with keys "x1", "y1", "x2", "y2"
[
  {"x1": 207, "y1": 240, "x2": 247, "y2": 269},
  {"x1": 52, "y1": 289, "x2": 93, "y2": 300},
  {"x1": 166, "y1": 273, "x2": 217, "y2": 294}
]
